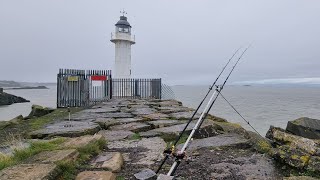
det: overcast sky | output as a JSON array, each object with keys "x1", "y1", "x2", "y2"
[{"x1": 0, "y1": 0, "x2": 319, "y2": 85}]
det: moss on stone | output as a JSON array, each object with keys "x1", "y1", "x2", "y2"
[
  {"x1": 300, "y1": 155, "x2": 311, "y2": 165},
  {"x1": 256, "y1": 140, "x2": 272, "y2": 154}
]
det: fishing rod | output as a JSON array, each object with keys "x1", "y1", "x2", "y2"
[
  {"x1": 155, "y1": 47, "x2": 241, "y2": 174},
  {"x1": 166, "y1": 45, "x2": 251, "y2": 176},
  {"x1": 218, "y1": 91, "x2": 263, "y2": 137},
  {"x1": 196, "y1": 45, "x2": 251, "y2": 131}
]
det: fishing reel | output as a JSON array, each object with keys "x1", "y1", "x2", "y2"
[{"x1": 163, "y1": 146, "x2": 187, "y2": 160}]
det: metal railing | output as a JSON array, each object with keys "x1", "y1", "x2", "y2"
[{"x1": 112, "y1": 78, "x2": 161, "y2": 99}]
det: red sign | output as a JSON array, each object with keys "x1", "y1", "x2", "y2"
[{"x1": 91, "y1": 75, "x2": 107, "y2": 81}]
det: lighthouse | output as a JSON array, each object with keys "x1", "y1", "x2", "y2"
[{"x1": 111, "y1": 12, "x2": 135, "y2": 78}]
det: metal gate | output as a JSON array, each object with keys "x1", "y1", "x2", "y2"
[{"x1": 57, "y1": 69, "x2": 112, "y2": 108}]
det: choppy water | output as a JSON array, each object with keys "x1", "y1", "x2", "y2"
[
  {"x1": 1, "y1": 85, "x2": 319, "y2": 136},
  {"x1": 172, "y1": 85, "x2": 320, "y2": 135}
]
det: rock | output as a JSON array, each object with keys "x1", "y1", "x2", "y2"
[
  {"x1": 94, "y1": 118, "x2": 117, "y2": 128},
  {"x1": 266, "y1": 126, "x2": 320, "y2": 155},
  {"x1": 247, "y1": 131, "x2": 272, "y2": 154},
  {"x1": 307, "y1": 156, "x2": 320, "y2": 172},
  {"x1": 101, "y1": 112, "x2": 134, "y2": 119},
  {"x1": 142, "y1": 113, "x2": 169, "y2": 120},
  {"x1": 81, "y1": 107, "x2": 120, "y2": 113},
  {"x1": 169, "y1": 111, "x2": 201, "y2": 120},
  {"x1": 213, "y1": 121, "x2": 247, "y2": 135},
  {"x1": 76, "y1": 171, "x2": 116, "y2": 180},
  {"x1": 210, "y1": 154, "x2": 280, "y2": 180},
  {"x1": 156, "y1": 106, "x2": 193, "y2": 114},
  {"x1": 157, "y1": 174, "x2": 174, "y2": 180},
  {"x1": 25, "y1": 105, "x2": 54, "y2": 119},
  {"x1": 176, "y1": 133, "x2": 249, "y2": 151},
  {"x1": 0, "y1": 92, "x2": 29, "y2": 106},
  {"x1": 29, "y1": 121, "x2": 101, "y2": 138},
  {"x1": 158, "y1": 100, "x2": 182, "y2": 107},
  {"x1": 147, "y1": 120, "x2": 185, "y2": 128},
  {"x1": 107, "y1": 137, "x2": 166, "y2": 165},
  {"x1": 90, "y1": 152, "x2": 123, "y2": 172},
  {"x1": 283, "y1": 176, "x2": 319, "y2": 180},
  {"x1": 286, "y1": 117, "x2": 320, "y2": 139},
  {"x1": 69, "y1": 112, "x2": 134, "y2": 121},
  {"x1": 94, "y1": 118, "x2": 144, "y2": 129},
  {"x1": 145, "y1": 121, "x2": 220, "y2": 141},
  {"x1": 139, "y1": 131, "x2": 161, "y2": 138},
  {"x1": 26, "y1": 149, "x2": 78, "y2": 163},
  {"x1": 0, "y1": 163, "x2": 58, "y2": 180},
  {"x1": 271, "y1": 145, "x2": 311, "y2": 168},
  {"x1": 132, "y1": 108, "x2": 157, "y2": 116},
  {"x1": 134, "y1": 169, "x2": 157, "y2": 180},
  {"x1": 109, "y1": 122, "x2": 152, "y2": 133},
  {"x1": 98, "y1": 130, "x2": 135, "y2": 141},
  {"x1": 61, "y1": 134, "x2": 104, "y2": 148}
]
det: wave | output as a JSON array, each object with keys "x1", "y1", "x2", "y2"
[{"x1": 235, "y1": 78, "x2": 320, "y2": 85}]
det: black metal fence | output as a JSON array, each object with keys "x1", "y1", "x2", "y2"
[
  {"x1": 57, "y1": 69, "x2": 112, "y2": 108},
  {"x1": 57, "y1": 69, "x2": 163, "y2": 107},
  {"x1": 112, "y1": 79, "x2": 162, "y2": 99}
]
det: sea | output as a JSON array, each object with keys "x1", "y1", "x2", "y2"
[{"x1": 1, "y1": 85, "x2": 319, "y2": 136}]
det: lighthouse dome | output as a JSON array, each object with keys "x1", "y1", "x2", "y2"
[{"x1": 115, "y1": 16, "x2": 131, "y2": 28}]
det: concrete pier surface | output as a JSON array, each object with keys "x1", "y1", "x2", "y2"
[{"x1": 1, "y1": 98, "x2": 319, "y2": 179}]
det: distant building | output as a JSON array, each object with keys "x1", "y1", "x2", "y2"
[{"x1": 111, "y1": 13, "x2": 135, "y2": 78}]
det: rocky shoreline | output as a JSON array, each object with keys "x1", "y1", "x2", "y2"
[
  {"x1": 0, "y1": 99, "x2": 319, "y2": 179},
  {"x1": 0, "y1": 89, "x2": 29, "y2": 106}
]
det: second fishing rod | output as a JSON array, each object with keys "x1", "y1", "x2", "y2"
[
  {"x1": 166, "y1": 45, "x2": 251, "y2": 176},
  {"x1": 155, "y1": 47, "x2": 241, "y2": 174}
]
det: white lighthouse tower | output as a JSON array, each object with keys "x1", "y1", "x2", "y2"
[{"x1": 111, "y1": 11, "x2": 135, "y2": 78}]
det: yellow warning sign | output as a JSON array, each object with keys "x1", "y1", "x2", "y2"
[{"x1": 67, "y1": 76, "x2": 79, "y2": 82}]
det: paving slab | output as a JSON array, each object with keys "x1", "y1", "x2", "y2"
[
  {"x1": 139, "y1": 131, "x2": 161, "y2": 138},
  {"x1": 142, "y1": 113, "x2": 169, "y2": 120},
  {"x1": 94, "y1": 118, "x2": 144, "y2": 129},
  {"x1": 158, "y1": 100, "x2": 182, "y2": 107},
  {"x1": 210, "y1": 154, "x2": 280, "y2": 179},
  {"x1": 109, "y1": 122, "x2": 152, "y2": 133},
  {"x1": 0, "y1": 163, "x2": 58, "y2": 180},
  {"x1": 107, "y1": 137, "x2": 166, "y2": 165},
  {"x1": 61, "y1": 134, "x2": 104, "y2": 148},
  {"x1": 29, "y1": 121, "x2": 101, "y2": 139},
  {"x1": 156, "y1": 106, "x2": 193, "y2": 114},
  {"x1": 176, "y1": 133, "x2": 249, "y2": 151},
  {"x1": 145, "y1": 121, "x2": 219, "y2": 141},
  {"x1": 147, "y1": 120, "x2": 185, "y2": 128},
  {"x1": 27, "y1": 149, "x2": 78, "y2": 163},
  {"x1": 76, "y1": 171, "x2": 116, "y2": 180},
  {"x1": 169, "y1": 111, "x2": 201, "y2": 120},
  {"x1": 132, "y1": 108, "x2": 157, "y2": 116},
  {"x1": 81, "y1": 107, "x2": 120, "y2": 113},
  {"x1": 90, "y1": 152, "x2": 123, "y2": 172},
  {"x1": 134, "y1": 168, "x2": 157, "y2": 180},
  {"x1": 98, "y1": 130, "x2": 135, "y2": 141}
]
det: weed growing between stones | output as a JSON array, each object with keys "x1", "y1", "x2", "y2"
[
  {"x1": 0, "y1": 137, "x2": 66, "y2": 170},
  {"x1": 129, "y1": 133, "x2": 141, "y2": 140},
  {"x1": 165, "y1": 133, "x2": 189, "y2": 148},
  {"x1": 57, "y1": 138, "x2": 106, "y2": 179},
  {"x1": 116, "y1": 176, "x2": 125, "y2": 180}
]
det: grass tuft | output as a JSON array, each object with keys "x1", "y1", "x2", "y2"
[{"x1": 0, "y1": 137, "x2": 66, "y2": 171}]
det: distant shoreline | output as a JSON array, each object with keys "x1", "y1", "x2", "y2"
[{"x1": 5, "y1": 86, "x2": 49, "y2": 90}]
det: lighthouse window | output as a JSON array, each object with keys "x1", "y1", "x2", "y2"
[
  {"x1": 124, "y1": 28, "x2": 129, "y2": 33},
  {"x1": 118, "y1": 27, "x2": 124, "y2": 32}
]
